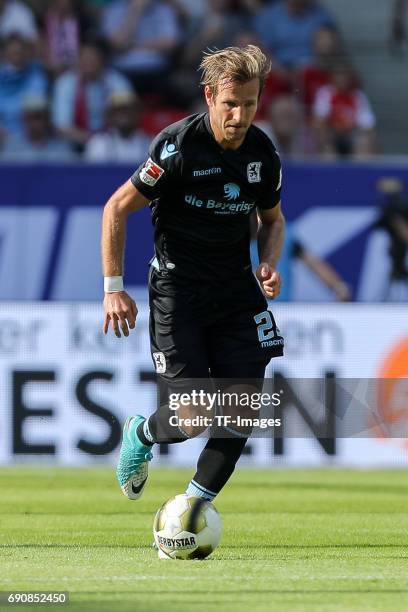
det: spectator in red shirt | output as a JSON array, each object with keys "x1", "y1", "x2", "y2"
[
  {"x1": 312, "y1": 62, "x2": 377, "y2": 158},
  {"x1": 255, "y1": 55, "x2": 293, "y2": 119},
  {"x1": 297, "y1": 25, "x2": 343, "y2": 114},
  {"x1": 52, "y1": 36, "x2": 133, "y2": 149}
]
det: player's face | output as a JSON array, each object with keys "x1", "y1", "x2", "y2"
[{"x1": 205, "y1": 78, "x2": 260, "y2": 150}]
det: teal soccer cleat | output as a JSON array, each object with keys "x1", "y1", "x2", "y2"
[{"x1": 116, "y1": 416, "x2": 153, "y2": 500}]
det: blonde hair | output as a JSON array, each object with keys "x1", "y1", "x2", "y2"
[{"x1": 199, "y1": 45, "x2": 271, "y2": 98}]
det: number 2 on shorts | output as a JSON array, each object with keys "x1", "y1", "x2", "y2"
[{"x1": 254, "y1": 311, "x2": 275, "y2": 342}]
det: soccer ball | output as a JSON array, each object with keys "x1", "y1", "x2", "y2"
[{"x1": 153, "y1": 494, "x2": 222, "y2": 560}]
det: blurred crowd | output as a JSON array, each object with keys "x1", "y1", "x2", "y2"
[{"x1": 0, "y1": 0, "x2": 379, "y2": 162}]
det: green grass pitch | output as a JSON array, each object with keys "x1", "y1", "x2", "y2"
[{"x1": 1, "y1": 467, "x2": 408, "y2": 611}]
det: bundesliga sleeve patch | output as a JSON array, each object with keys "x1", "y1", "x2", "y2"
[{"x1": 140, "y1": 158, "x2": 164, "y2": 186}]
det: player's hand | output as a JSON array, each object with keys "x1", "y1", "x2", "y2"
[
  {"x1": 256, "y1": 263, "x2": 282, "y2": 300},
  {"x1": 103, "y1": 291, "x2": 137, "y2": 338},
  {"x1": 333, "y1": 281, "x2": 352, "y2": 302}
]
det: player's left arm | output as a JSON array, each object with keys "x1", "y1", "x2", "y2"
[{"x1": 256, "y1": 202, "x2": 285, "y2": 299}]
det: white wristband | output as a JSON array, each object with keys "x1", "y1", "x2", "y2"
[{"x1": 104, "y1": 276, "x2": 124, "y2": 293}]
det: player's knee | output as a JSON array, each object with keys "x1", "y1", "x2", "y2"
[{"x1": 173, "y1": 402, "x2": 215, "y2": 439}]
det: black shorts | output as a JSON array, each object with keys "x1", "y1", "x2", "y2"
[{"x1": 148, "y1": 267, "x2": 284, "y2": 381}]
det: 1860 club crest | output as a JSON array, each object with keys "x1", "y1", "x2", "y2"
[{"x1": 247, "y1": 162, "x2": 262, "y2": 183}]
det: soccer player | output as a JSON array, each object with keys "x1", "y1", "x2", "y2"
[{"x1": 101, "y1": 45, "x2": 285, "y2": 502}]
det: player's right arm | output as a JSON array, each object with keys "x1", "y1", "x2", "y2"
[
  {"x1": 102, "y1": 179, "x2": 149, "y2": 338},
  {"x1": 102, "y1": 129, "x2": 178, "y2": 336}
]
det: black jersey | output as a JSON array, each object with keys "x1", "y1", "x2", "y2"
[{"x1": 131, "y1": 113, "x2": 282, "y2": 283}]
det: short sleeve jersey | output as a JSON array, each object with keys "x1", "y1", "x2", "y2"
[{"x1": 131, "y1": 113, "x2": 282, "y2": 283}]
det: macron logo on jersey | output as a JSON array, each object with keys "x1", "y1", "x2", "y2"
[
  {"x1": 193, "y1": 167, "x2": 222, "y2": 177},
  {"x1": 160, "y1": 141, "x2": 178, "y2": 160}
]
